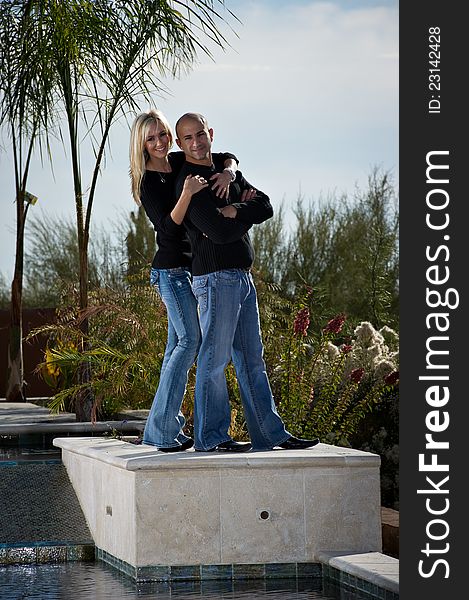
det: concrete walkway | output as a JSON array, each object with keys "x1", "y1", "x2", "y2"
[{"x1": 0, "y1": 401, "x2": 147, "y2": 438}]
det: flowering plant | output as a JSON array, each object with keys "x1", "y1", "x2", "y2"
[{"x1": 267, "y1": 289, "x2": 399, "y2": 444}]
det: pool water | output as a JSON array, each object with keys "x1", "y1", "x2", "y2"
[{"x1": 0, "y1": 562, "x2": 364, "y2": 600}]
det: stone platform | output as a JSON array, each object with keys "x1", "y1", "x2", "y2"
[{"x1": 54, "y1": 437, "x2": 382, "y2": 581}]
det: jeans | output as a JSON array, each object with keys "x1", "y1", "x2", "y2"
[
  {"x1": 143, "y1": 267, "x2": 200, "y2": 448},
  {"x1": 191, "y1": 269, "x2": 290, "y2": 451}
]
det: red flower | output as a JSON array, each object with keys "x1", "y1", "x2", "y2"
[
  {"x1": 293, "y1": 307, "x2": 310, "y2": 336},
  {"x1": 384, "y1": 370, "x2": 399, "y2": 386},
  {"x1": 341, "y1": 344, "x2": 353, "y2": 354},
  {"x1": 323, "y1": 314, "x2": 346, "y2": 335},
  {"x1": 350, "y1": 367, "x2": 365, "y2": 384}
]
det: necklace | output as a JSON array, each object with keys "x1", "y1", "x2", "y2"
[{"x1": 159, "y1": 173, "x2": 166, "y2": 183}]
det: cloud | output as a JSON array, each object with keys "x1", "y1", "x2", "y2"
[{"x1": 0, "y1": 1, "x2": 398, "y2": 280}]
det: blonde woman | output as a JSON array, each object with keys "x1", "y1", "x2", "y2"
[{"x1": 129, "y1": 109, "x2": 238, "y2": 452}]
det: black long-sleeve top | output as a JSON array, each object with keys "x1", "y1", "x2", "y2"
[
  {"x1": 140, "y1": 151, "x2": 237, "y2": 269},
  {"x1": 175, "y1": 161, "x2": 273, "y2": 276}
]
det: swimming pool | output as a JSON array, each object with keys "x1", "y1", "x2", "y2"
[
  {"x1": 0, "y1": 441, "x2": 397, "y2": 600},
  {"x1": 0, "y1": 561, "x2": 374, "y2": 600}
]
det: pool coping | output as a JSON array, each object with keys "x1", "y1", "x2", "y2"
[{"x1": 318, "y1": 550, "x2": 399, "y2": 597}]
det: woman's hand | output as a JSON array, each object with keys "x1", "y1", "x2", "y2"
[
  {"x1": 210, "y1": 170, "x2": 233, "y2": 199},
  {"x1": 182, "y1": 174, "x2": 209, "y2": 196},
  {"x1": 240, "y1": 188, "x2": 256, "y2": 202},
  {"x1": 171, "y1": 175, "x2": 208, "y2": 225}
]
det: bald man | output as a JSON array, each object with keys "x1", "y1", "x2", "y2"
[{"x1": 175, "y1": 112, "x2": 319, "y2": 453}]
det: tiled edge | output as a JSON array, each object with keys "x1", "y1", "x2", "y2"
[
  {"x1": 95, "y1": 551, "x2": 323, "y2": 583},
  {"x1": 0, "y1": 542, "x2": 95, "y2": 565},
  {"x1": 97, "y1": 548, "x2": 137, "y2": 579},
  {"x1": 0, "y1": 459, "x2": 62, "y2": 466},
  {"x1": 319, "y1": 553, "x2": 399, "y2": 600}
]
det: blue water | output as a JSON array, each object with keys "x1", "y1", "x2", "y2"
[{"x1": 0, "y1": 562, "x2": 362, "y2": 600}]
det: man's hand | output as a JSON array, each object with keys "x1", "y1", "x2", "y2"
[
  {"x1": 210, "y1": 170, "x2": 233, "y2": 199},
  {"x1": 219, "y1": 205, "x2": 237, "y2": 219},
  {"x1": 219, "y1": 188, "x2": 256, "y2": 218}
]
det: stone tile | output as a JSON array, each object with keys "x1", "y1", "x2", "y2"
[
  {"x1": 296, "y1": 562, "x2": 322, "y2": 578},
  {"x1": 7, "y1": 546, "x2": 37, "y2": 564},
  {"x1": 67, "y1": 544, "x2": 95, "y2": 561},
  {"x1": 220, "y1": 469, "x2": 305, "y2": 563},
  {"x1": 98, "y1": 461, "x2": 135, "y2": 566},
  {"x1": 135, "y1": 565, "x2": 170, "y2": 581},
  {"x1": 135, "y1": 469, "x2": 221, "y2": 566},
  {"x1": 232, "y1": 563, "x2": 265, "y2": 579},
  {"x1": 201, "y1": 564, "x2": 233, "y2": 579},
  {"x1": 264, "y1": 562, "x2": 297, "y2": 578},
  {"x1": 304, "y1": 467, "x2": 382, "y2": 557},
  {"x1": 170, "y1": 565, "x2": 201, "y2": 580},
  {"x1": 36, "y1": 545, "x2": 68, "y2": 563}
]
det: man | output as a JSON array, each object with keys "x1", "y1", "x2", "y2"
[{"x1": 175, "y1": 112, "x2": 319, "y2": 452}]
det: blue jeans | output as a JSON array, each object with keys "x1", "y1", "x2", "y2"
[
  {"x1": 143, "y1": 267, "x2": 201, "y2": 448},
  {"x1": 191, "y1": 269, "x2": 290, "y2": 451}
]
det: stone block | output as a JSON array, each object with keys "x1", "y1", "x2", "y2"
[{"x1": 54, "y1": 437, "x2": 382, "y2": 577}]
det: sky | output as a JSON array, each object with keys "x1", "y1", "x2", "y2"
[{"x1": 0, "y1": 0, "x2": 398, "y2": 282}]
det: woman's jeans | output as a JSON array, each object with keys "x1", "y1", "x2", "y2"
[
  {"x1": 191, "y1": 269, "x2": 290, "y2": 451},
  {"x1": 143, "y1": 267, "x2": 200, "y2": 448}
]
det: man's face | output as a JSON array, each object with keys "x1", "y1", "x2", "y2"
[{"x1": 176, "y1": 118, "x2": 213, "y2": 164}]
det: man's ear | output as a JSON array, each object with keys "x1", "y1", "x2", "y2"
[
  {"x1": 176, "y1": 138, "x2": 182, "y2": 149},
  {"x1": 209, "y1": 128, "x2": 214, "y2": 141}
]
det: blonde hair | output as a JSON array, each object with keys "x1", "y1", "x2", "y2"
[{"x1": 129, "y1": 109, "x2": 174, "y2": 205}]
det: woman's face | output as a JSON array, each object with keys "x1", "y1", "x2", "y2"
[{"x1": 144, "y1": 121, "x2": 170, "y2": 161}]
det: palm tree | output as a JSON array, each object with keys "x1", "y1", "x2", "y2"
[
  {"x1": 1, "y1": 0, "x2": 237, "y2": 417},
  {"x1": 0, "y1": 0, "x2": 57, "y2": 401}
]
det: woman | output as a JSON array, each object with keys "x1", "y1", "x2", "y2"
[{"x1": 129, "y1": 109, "x2": 238, "y2": 452}]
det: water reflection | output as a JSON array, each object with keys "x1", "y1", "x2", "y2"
[{"x1": 0, "y1": 562, "x2": 343, "y2": 600}]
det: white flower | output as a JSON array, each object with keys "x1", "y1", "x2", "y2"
[
  {"x1": 326, "y1": 341, "x2": 340, "y2": 360},
  {"x1": 367, "y1": 344, "x2": 382, "y2": 362},
  {"x1": 379, "y1": 326, "x2": 399, "y2": 350},
  {"x1": 354, "y1": 322, "x2": 384, "y2": 348},
  {"x1": 374, "y1": 359, "x2": 395, "y2": 380}
]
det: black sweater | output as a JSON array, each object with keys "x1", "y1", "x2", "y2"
[
  {"x1": 140, "y1": 151, "x2": 237, "y2": 269},
  {"x1": 175, "y1": 161, "x2": 273, "y2": 276}
]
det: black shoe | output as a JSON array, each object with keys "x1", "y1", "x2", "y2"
[
  {"x1": 158, "y1": 438, "x2": 194, "y2": 453},
  {"x1": 278, "y1": 436, "x2": 319, "y2": 450},
  {"x1": 216, "y1": 440, "x2": 252, "y2": 453},
  {"x1": 195, "y1": 440, "x2": 252, "y2": 453}
]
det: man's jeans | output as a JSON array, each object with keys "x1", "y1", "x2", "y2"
[
  {"x1": 191, "y1": 269, "x2": 290, "y2": 451},
  {"x1": 143, "y1": 268, "x2": 200, "y2": 448}
]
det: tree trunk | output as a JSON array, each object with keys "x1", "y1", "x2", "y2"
[
  {"x1": 6, "y1": 193, "x2": 26, "y2": 402},
  {"x1": 6, "y1": 276, "x2": 25, "y2": 402},
  {"x1": 75, "y1": 216, "x2": 93, "y2": 422}
]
